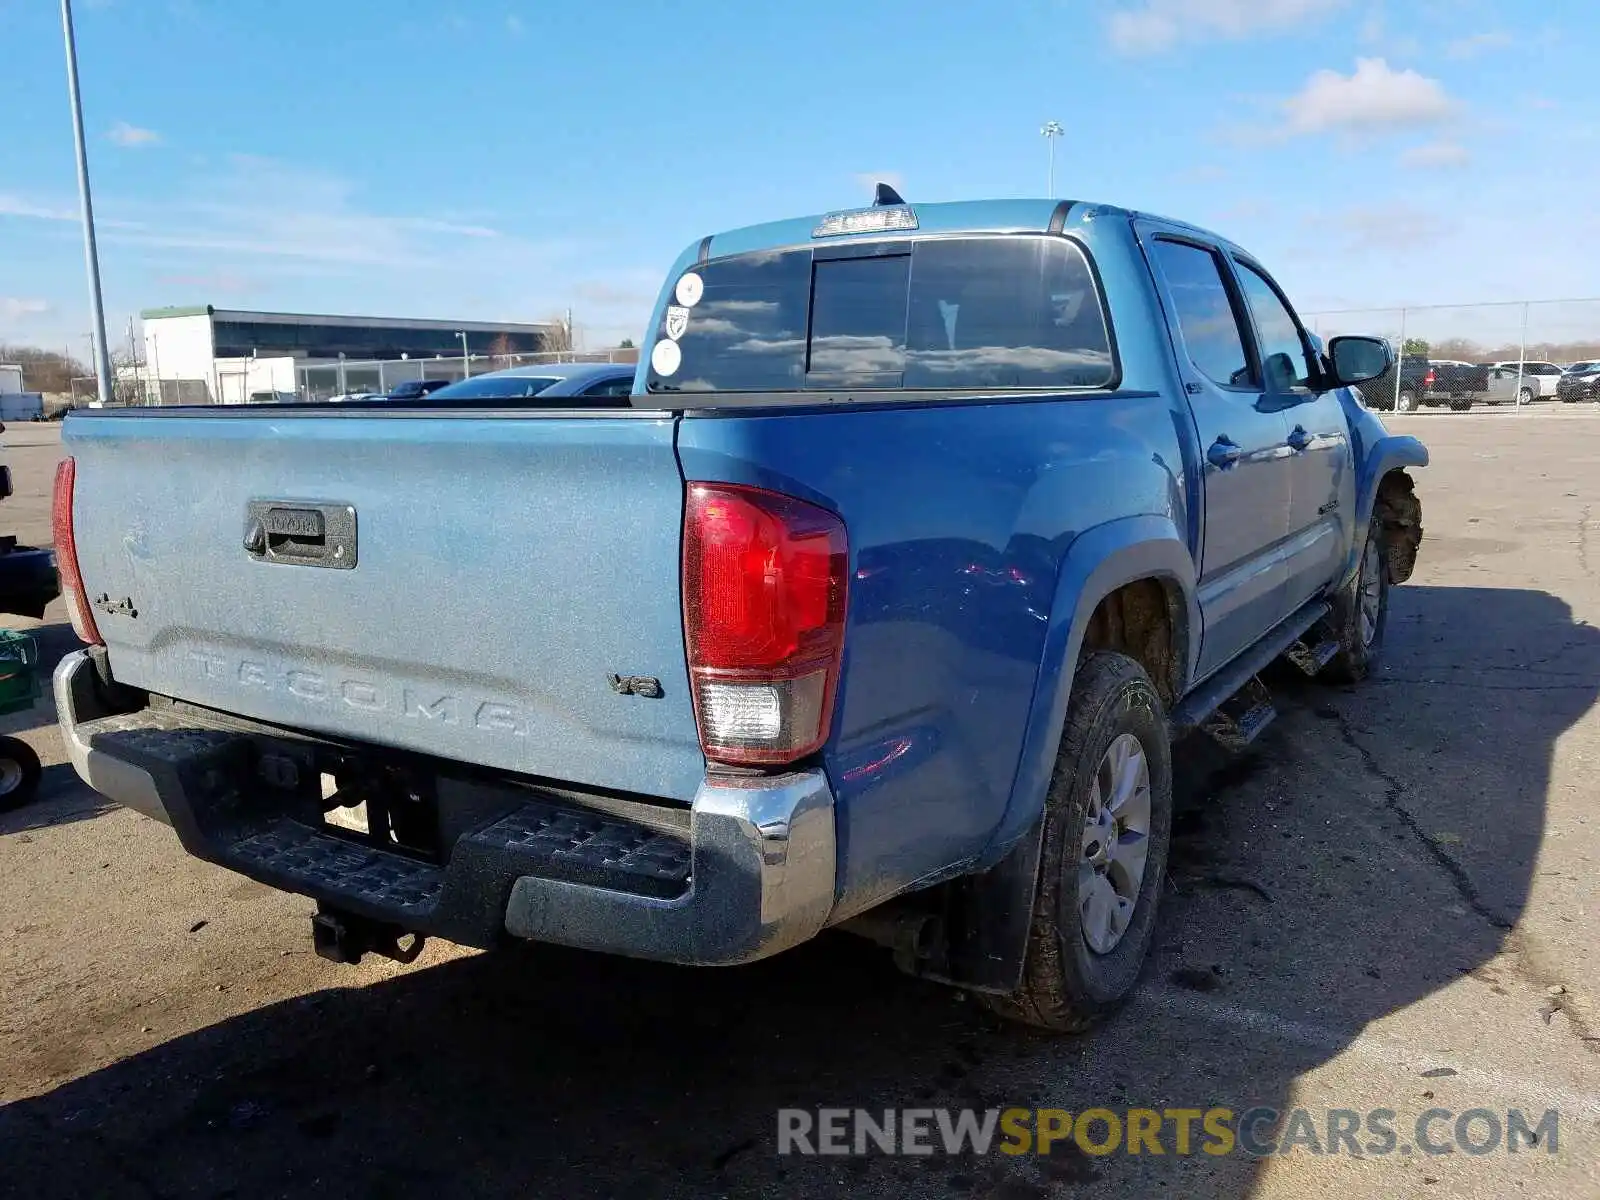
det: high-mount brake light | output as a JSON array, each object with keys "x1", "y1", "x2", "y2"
[{"x1": 812, "y1": 206, "x2": 918, "y2": 238}]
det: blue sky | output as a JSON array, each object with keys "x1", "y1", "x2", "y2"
[{"x1": 1, "y1": 0, "x2": 1595, "y2": 357}]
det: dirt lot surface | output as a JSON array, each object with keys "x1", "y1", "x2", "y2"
[{"x1": 1, "y1": 412, "x2": 1597, "y2": 1199}]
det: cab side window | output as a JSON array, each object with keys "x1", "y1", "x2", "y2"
[
  {"x1": 1149, "y1": 239, "x2": 1255, "y2": 390},
  {"x1": 1235, "y1": 263, "x2": 1316, "y2": 392}
]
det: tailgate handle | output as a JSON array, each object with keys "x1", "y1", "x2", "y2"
[{"x1": 245, "y1": 501, "x2": 358, "y2": 569}]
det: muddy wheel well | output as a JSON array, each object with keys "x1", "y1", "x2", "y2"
[
  {"x1": 1376, "y1": 469, "x2": 1423, "y2": 584},
  {"x1": 1079, "y1": 578, "x2": 1185, "y2": 707}
]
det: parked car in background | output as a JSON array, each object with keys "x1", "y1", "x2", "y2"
[
  {"x1": 51, "y1": 194, "x2": 1427, "y2": 1032},
  {"x1": 1557, "y1": 363, "x2": 1600, "y2": 403},
  {"x1": 384, "y1": 378, "x2": 452, "y2": 401},
  {"x1": 1357, "y1": 355, "x2": 1486, "y2": 412},
  {"x1": 423, "y1": 363, "x2": 635, "y2": 404},
  {"x1": 247, "y1": 390, "x2": 299, "y2": 404},
  {"x1": 1489, "y1": 361, "x2": 1564, "y2": 403},
  {"x1": 327, "y1": 391, "x2": 387, "y2": 404}
]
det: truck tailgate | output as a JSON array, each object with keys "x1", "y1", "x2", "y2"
[{"x1": 65, "y1": 410, "x2": 705, "y2": 801}]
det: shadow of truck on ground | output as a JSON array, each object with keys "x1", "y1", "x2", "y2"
[{"x1": 0, "y1": 584, "x2": 1589, "y2": 1199}]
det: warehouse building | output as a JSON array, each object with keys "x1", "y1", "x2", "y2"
[{"x1": 140, "y1": 306, "x2": 560, "y2": 403}]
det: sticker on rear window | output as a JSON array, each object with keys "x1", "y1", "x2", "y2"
[
  {"x1": 665, "y1": 306, "x2": 690, "y2": 341},
  {"x1": 651, "y1": 338, "x2": 682, "y2": 377},
  {"x1": 675, "y1": 272, "x2": 704, "y2": 308}
]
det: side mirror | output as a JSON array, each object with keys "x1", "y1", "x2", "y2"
[{"x1": 1327, "y1": 335, "x2": 1393, "y2": 386}]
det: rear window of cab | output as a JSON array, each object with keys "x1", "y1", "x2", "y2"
[{"x1": 646, "y1": 234, "x2": 1114, "y2": 394}]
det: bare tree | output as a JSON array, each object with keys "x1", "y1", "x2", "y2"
[
  {"x1": 0, "y1": 344, "x2": 89, "y2": 394},
  {"x1": 486, "y1": 333, "x2": 517, "y2": 371},
  {"x1": 540, "y1": 314, "x2": 573, "y2": 355}
]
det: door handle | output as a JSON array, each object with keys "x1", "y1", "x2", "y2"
[
  {"x1": 1207, "y1": 437, "x2": 1243, "y2": 469},
  {"x1": 1287, "y1": 425, "x2": 1313, "y2": 452}
]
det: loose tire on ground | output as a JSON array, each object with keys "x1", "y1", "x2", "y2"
[
  {"x1": 0, "y1": 735, "x2": 42, "y2": 812},
  {"x1": 982, "y1": 653, "x2": 1173, "y2": 1032}
]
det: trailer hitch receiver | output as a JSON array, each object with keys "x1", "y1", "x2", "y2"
[{"x1": 311, "y1": 906, "x2": 426, "y2": 965}]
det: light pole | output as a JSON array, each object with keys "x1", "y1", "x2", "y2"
[
  {"x1": 60, "y1": 0, "x2": 112, "y2": 407},
  {"x1": 1041, "y1": 120, "x2": 1064, "y2": 198},
  {"x1": 456, "y1": 331, "x2": 470, "y2": 379}
]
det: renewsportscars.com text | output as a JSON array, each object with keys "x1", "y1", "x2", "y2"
[{"x1": 777, "y1": 1106, "x2": 1559, "y2": 1158}]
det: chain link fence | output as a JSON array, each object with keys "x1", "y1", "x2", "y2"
[
  {"x1": 94, "y1": 348, "x2": 639, "y2": 407},
  {"x1": 296, "y1": 348, "x2": 639, "y2": 402},
  {"x1": 99, "y1": 297, "x2": 1600, "y2": 410},
  {"x1": 1306, "y1": 299, "x2": 1600, "y2": 413}
]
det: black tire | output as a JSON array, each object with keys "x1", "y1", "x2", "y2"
[
  {"x1": 0, "y1": 735, "x2": 42, "y2": 812},
  {"x1": 1448, "y1": 397, "x2": 1473, "y2": 411},
  {"x1": 982, "y1": 653, "x2": 1173, "y2": 1032},
  {"x1": 1320, "y1": 513, "x2": 1390, "y2": 684},
  {"x1": 1396, "y1": 388, "x2": 1419, "y2": 413}
]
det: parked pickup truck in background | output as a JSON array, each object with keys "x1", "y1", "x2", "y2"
[
  {"x1": 1557, "y1": 362, "x2": 1600, "y2": 403},
  {"x1": 1358, "y1": 355, "x2": 1487, "y2": 412},
  {"x1": 51, "y1": 194, "x2": 1427, "y2": 1031}
]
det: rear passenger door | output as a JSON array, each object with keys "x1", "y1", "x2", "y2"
[
  {"x1": 1141, "y1": 229, "x2": 1292, "y2": 680},
  {"x1": 1230, "y1": 257, "x2": 1354, "y2": 613}
]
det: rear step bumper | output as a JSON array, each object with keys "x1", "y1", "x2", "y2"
[{"x1": 54, "y1": 649, "x2": 837, "y2": 966}]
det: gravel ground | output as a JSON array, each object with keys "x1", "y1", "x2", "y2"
[{"x1": 1, "y1": 411, "x2": 1597, "y2": 1199}]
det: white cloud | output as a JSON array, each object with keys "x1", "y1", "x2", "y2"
[
  {"x1": 0, "y1": 192, "x2": 145, "y2": 230},
  {"x1": 1401, "y1": 140, "x2": 1471, "y2": 168},
  {"x1": 1107, "y1": 0, "x2": 1347, "y2": 53},
  {"x1": 1323, "y1": 203, "x2": 1448, "y2": 253},
  {"x1": 105, "y1": 156, "x2": 516, "y2": 269},
  {"x1": 1446, "y1": 30, "x2": 1512, "y2": 59},
  {"x1": 108, "y1": 121, "x2": 161, "y2": 148},
  {"x1": 1282, "y1": 58, "x2": 1455, "y2": 136},
  {"x1": 0, "y1": 194, "x2": 76, "y2": 221},
  {"x1": 0, "y1": 298, "x2": 50, "y2": 322}
]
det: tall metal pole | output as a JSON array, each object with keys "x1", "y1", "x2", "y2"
[
  {"x1": 1393, "y1": 308, "x2": 1407, "y2": 411},
  {"x1": 60, "y1": 0, "x2": 112, "y2": 407},
  {"x1": 457, "y1": 332, "x2": 470, "y2": 378},
  {"x1": 1515, "y1": 301, "x2": 1529, "y2": 411},
  {"x1": 1041, "y1": 121, "x2": 1064, "y2": 198}
]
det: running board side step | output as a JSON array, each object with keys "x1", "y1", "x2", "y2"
[
  {"x1": 1200, "y1": 676, "x2": 1277, "y2": 751},
  {"x1": 1169, "y1": 600, "x2": 1330, "y2": 743},
  {"x1": 1284, "y1": 631, "x2": 1341, "y2": 676}
]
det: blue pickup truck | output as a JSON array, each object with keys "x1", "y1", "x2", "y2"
[{"x1": 51, "y1": 193, "x2": 1425, "y2": 1030}]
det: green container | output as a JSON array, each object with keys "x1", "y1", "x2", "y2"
[{"x1": 0, "y1": 630, "x2": 41, "y2": 716}]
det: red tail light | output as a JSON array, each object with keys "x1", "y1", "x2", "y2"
[
  {"x1": 683, "y1": 483, "x2": 848, "y2": 766},
  {"x1": 52, "y1": 457, "x2": 102, "y2": 645},
  {"x1": 1423, "y1": 368, "x2": 1436, "y2": 386}
]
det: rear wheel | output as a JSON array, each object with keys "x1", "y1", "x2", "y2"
[
  {"x1": 1448, "y1": 397, "x2": 1473, "y2": 412},
  {"x1": 0, "y1": 736, "x2": 42, "y2": 812},
  {"x1": 1396, "y1": 389, "x2": 1419, "y2": 413},
  {"x1": 982, "y1": 653, "x2": 1172, "y2": 1032}
]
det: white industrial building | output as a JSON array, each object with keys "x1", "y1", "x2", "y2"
[{"x1": 140, "y1": 306, "x2": 560, "y2": 403}]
